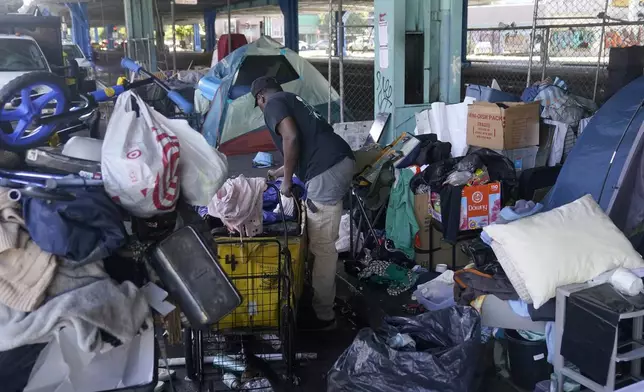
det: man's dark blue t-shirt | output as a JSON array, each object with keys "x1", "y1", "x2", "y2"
[{"x1": 263, "y1": 91, "x2": 354, "y2": 182}]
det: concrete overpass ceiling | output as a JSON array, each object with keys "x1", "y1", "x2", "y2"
[{"x1": 72, "y1": 0, "x2": 372, "y2": 26}]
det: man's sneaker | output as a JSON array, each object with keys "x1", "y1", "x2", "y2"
[{"x1": 299, "y1": 316, "x2": 337, "y2": 331}]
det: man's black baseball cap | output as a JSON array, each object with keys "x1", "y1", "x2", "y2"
[{"x1": 251, "y1": 76, "x2": 282, "y2": 106}]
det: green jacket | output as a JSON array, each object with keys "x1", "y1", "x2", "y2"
[{"x1": 385, "y1": 169, "x2": 420, "y2": 259}]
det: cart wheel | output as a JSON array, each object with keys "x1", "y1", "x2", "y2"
[
  {"x1": 184, "y1": 328, "x2": 196, "y2": 380},
  {"x1": 0, "y1": 72, "x2": 70, "y2": 151}
]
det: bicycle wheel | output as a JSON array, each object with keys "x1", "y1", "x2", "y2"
[{"x1": 0, "y1": 72, "x2": 71, "y2": 151}]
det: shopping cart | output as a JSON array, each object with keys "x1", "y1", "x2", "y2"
[{"x1": 184, "y1": 184, "x2": 307, "y2": 390}]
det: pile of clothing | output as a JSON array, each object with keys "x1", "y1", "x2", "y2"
[
  {"x1": 380, "y1": 137, "x2": 452, "y2": 259},
  {"x1": 521, "y1": 77, "x2": 597, "y2": 127},
  {"x1": 205, "y1": 175, "x2": 305, "y2": 237},
  {"x1": 0, "y1": 187, "x2": 151, "y2": 390}
]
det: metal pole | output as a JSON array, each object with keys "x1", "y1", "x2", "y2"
[
  {"x1": 171, "y1": 0, "x2": 177, "y2": 73},
  {"x1": 541, "y1": 27, "x2": 550, "y2": 81},
  {"x1": 526, "y1": 0, "x2": 540, "y2": 87},
  {"x1": 338, "y1": 0, "x2": 344, "y2": 123},
  {"x1": 227, "y1": 0, "x2": 232, "y2": 53},
  {"x1": 327, "y1": 0, "x2": 333, "y2": 121},
  {"x1": 147, "y1": 35, "x2": 152, "y2": 71},
  {"x1": 593, "y1": 0, "x2": 610, "y2": 101}
]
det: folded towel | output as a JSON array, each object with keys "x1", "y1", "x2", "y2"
[{"x1": 0, "y1": 187, "x2": 56, "y2": 312}]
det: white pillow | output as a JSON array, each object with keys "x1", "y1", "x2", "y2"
[{"x1": 483, "y1": 194, "x2": 644, "y2": 308}]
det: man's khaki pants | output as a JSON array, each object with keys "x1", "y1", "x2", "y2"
[{"x1": 307, "y1": 200, "x2": 343, "y2": 321}]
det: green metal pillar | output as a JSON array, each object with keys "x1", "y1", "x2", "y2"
[
  {"x1": 123, "y1": 0, "x2": 157, "y2": 71},
  {"x1": 374, "y1": 0, "x2": 463, "y2": 144}
]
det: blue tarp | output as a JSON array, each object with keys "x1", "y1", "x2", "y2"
[{"x1": 201, "y1": 44, "x2": 250, "y2": 147}]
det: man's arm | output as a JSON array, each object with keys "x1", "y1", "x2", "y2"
[
  {"x1": 275, "y1": 116, "x2": 300, "y2": 184},
  {"x1": 268, "y1": 166, "x2": 285, "y2": 179}
]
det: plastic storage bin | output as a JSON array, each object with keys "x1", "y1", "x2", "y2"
[
  {"x1": 497, "y1": 146, "x2": 539, "y2": 172},
  {"x1": 465, "y1": 84, "x2": 521, "y2": 103},
  {"x1": 413, "y1": 280, "x2": 455, "y2": 311},
  {"x1": 506, "y1": 329, "x2": 552, "y2": 390}
]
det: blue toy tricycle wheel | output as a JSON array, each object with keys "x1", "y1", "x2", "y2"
[{"x1": 0, "y1": 72, "x2": 71, "y2": 151}]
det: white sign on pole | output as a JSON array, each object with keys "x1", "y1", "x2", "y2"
[{"x1": 175, "y1": 0, "x2": 198, "y2": 4}]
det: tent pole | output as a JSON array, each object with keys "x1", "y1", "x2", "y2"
[
  {"x1": 171, "y1": 0, "x2": 176, "y2": 73},
  {"x1": 227, "y1": 0, "x2": 232, "y2": 52}
]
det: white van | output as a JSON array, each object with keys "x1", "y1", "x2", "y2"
[{"x1": 0, "y1": 34, "x2": 50, "y2": 90}]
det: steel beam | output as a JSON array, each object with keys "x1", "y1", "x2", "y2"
[{"x1": 123, "y1": 0, "x2": 157, "y2": 70}]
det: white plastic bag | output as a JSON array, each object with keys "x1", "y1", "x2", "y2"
[
  {"x1": 336, "y1": 214, "x2": 363, "y2": 253},
  {"x1": 150, "y1": 112, "x2": 228, "y2": 205},
  {"x1": 414, "y1": 97, "x2": 474, "y2": 157},
  {"x1": 101, "y1": 91, "x2": 181, "y2": 218},
  {"x1": 24, "y1": 321, "x2": 155, "y2": 392}
]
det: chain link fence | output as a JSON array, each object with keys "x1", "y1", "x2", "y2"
[
  {"x1": 311, "y1": 0, "x2": 644, "y2": 119},
  {"x1": 466, "y1": 0, "x2": 644, "y2": 102},
  {"x1": 341, "y1": 0, "x2": 375, "y2": 122},
  {"x1": 307, "y1": 0, "x2": 374, "y2": 123}
]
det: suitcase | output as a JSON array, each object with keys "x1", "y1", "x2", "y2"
[{"x1": 149, "y1": 226, "x2": 242, "y2": 328}]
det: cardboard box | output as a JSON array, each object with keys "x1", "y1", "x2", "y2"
[
  {"x1": 466, "y1": 101, "x2": 540, "y2": 150},
  {"x1": 413, "y1": 193, "x2": 430, "y2": 250},
  {"x1": 429, "y1": 182, "x2": 502, "y2": 231}
]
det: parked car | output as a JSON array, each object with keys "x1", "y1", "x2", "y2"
[
  {"x1": 63, "y1": 42, "x2": 96, "y2": 91},
  {"x1": 314, "y1": 39, "x2": 329, "y2": 50},
  {"x1": 299, "y1": 40, "x2": 309, "y2": 51},
  {"x1": 0, "y1": 34, "x2": 50, "y2": 91},
  {"x1": 347, "y1": 36, "x2": 374, "y2": 52}
]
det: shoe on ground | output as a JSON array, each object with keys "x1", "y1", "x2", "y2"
[{"x1": 298, "y1": 316, "x2": 337, "y2": 331}]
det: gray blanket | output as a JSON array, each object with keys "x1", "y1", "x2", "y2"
[{"x1": 0, "y1": 262, "x2": 149, "y2": 352}]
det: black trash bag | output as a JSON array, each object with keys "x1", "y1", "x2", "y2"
[
  {"x1": 455, "y1": 154, "x2": 484, "y2": 173},
  {"x1": 425, "y1": 158, "x2": 460, "y2": 188},
  {"x1": 413, "y1": 136, "x2": 452, "y2": 167},
  {"x1": 467, "y1": 148, "x2": 518, "y2": 202},
  {"x1": 410, "y1": 157, "x2": 461, "y2": 194},
  {"x1": 327, "y1": 306, "x2": 481, "y2": 392},
  {"x1": 467, "y1": 148, "x2": 517, "y2": 185}
]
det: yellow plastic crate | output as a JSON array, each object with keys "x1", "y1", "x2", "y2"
[{"x1": 214, "y1": 236, "x2": 306, "y2": 330}]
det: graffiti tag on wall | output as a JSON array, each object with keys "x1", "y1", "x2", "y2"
[{"x1": 376, "y1": 71, "x2": 393, "y2": 113}]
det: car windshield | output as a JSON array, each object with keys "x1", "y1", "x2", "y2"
[
  {"x1": 63, "y1": 44, "x2": 85, "y2": 59},
  {"x1": 0, "y1": 39, "x2": 48, "y2": 72}
]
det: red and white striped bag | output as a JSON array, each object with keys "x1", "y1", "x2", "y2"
[{"x1": 102, "y1": 90, "x2": 181, "y2": 217}]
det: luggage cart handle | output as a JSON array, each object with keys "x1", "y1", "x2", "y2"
[{"x1": 120, "y1": 57, "x2": 194, "y2": 114}]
